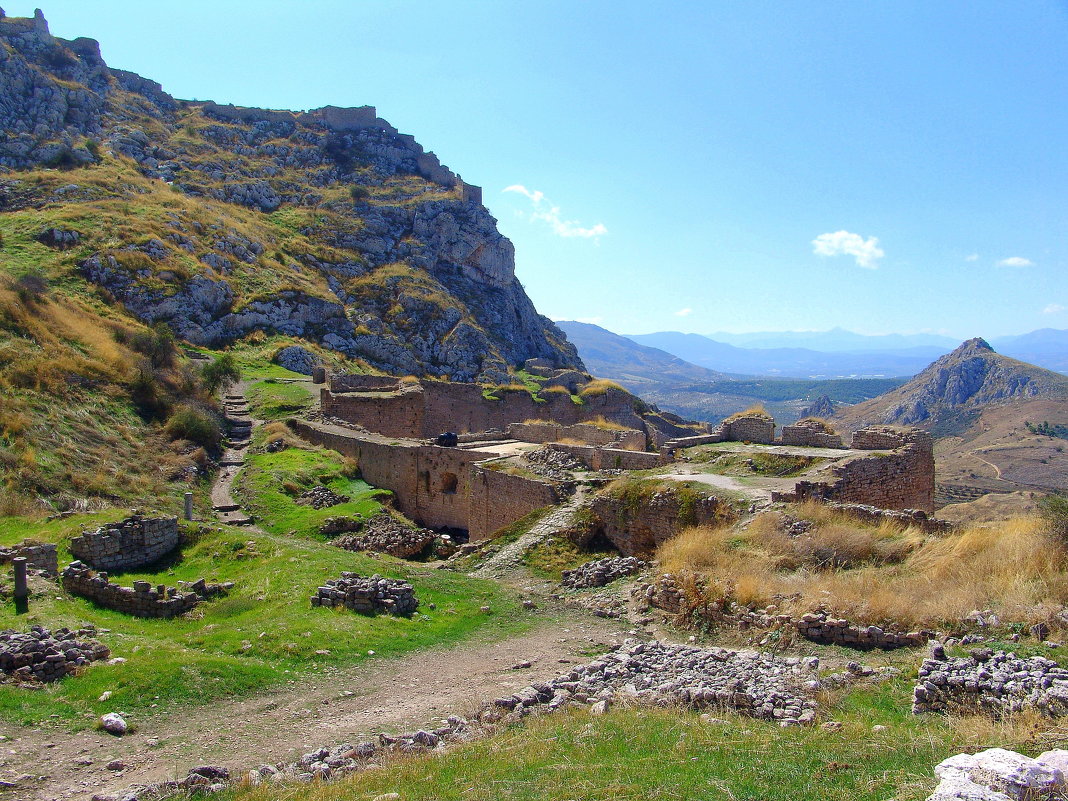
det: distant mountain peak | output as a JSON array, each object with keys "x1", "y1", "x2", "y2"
[{"x1": 954, "y1": 337, "x2": 995, "y2": 356}]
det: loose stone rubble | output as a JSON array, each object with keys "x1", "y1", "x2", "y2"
[
  {"x1": 311, "y1": 573, "x2": 418, "y2": 616},
  {"x1": 296, "y1": 485, "x2": 349, "y2": 509},
  {"x1": 328, "y1": 512, "x2": 450, "y2": 559},
  {"x1": 561, "y1": 556, "x2": 647, "y2": 589},
  {"x1": 62, "y1": 562, "x2": 232, "y2": 618},
  {"x1": 913, "y1": 646, "x2": 1068, "y2": 716},
  {"x1": 482, "y1": 639, "x2": 819, "y2": 726},
  {"x1": 522, "y1": 447, "x2": 587, "y2": 481},
  {"x1": 926, "y1": 747, "x2": 1068, "y2": 801},
  {"x1": 0, "y1": 625, "x2": 109, "y2": 683}
]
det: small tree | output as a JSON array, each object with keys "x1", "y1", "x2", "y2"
[{"x1": 201, "y1": 353, "x2": 241, "y2": 393}]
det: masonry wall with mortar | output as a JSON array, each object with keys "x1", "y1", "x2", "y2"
[{"x1": 68, "y1": 516, "x2": 180, "y2": 571}]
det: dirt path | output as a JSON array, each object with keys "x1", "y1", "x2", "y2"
[
  {"x1": 971, "y1": 450, "x2": 1006, "y2": 481},
  {"x1": 0, "y1": 601, "x2": 630, "y2": 801}
]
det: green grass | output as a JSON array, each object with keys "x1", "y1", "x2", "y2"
[
  {"x1": 246, "y1": 379, "x2": 314, "y2": 421},
  {"x1": 234, "y1": 441, "x2": 389, "y2": 537},
  {"x1": 0, "y1": 513, "x2": 527, "y2": 730},
  {"x1": 683, "y1": 448, "x2": 824, "y2": 477},
  {"x1": 218, "y1": 674, "x2": 977, "y2": 801},
  {"x1": 523, "y1": 534, "x2": 614, "y2": 581}
]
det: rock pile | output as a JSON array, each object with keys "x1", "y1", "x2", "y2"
[
  {"x1": 328, "y1": 512, "x2": 443, "y2": 559},
  {"x1": 311, "y1": 573, "x2": 418, "y2": 616},
  {"x1": 0, "y1": 625, "x2": 109, "y2": 683},
  {"x1": 926, "y1": 747, "x2": 1068, "y2": 800},
  {"x1": 562, "y1": 556, "x2": 647, "y2": 589},
  {"x1": 61, "y1": 562, "x2": 231, "y2": 618},
  {"x1": 523, "y1": 447, "x2": 587, "y2": 481},
  {"x1": 795, "y1": 610, "x2": 932, "y2": 651},
  {"x1": 639, "y1": 573, "x2": 687, "y2": 613},
  {"x1": 913, "y1": 646, "x2": 1068, "y2": 716},
  {"x1": 483, "y1": 640, "x2": 819, "y2": 726},
  {"x1": 296, "y1": 486, "x2": 349, "y2": 509}
]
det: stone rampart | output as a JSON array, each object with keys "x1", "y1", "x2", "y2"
[
  {"x1": 61, "y1": 562, "x2": 229, "y2": 618},
  {"x1": 68, "y1": 515, "x2": 179, "y2": 571},
  {"x1": 321, "y1": 378, "x2": 648, "y2": 443},
  {"x1": 506, "y1": 421, "x2": 645, "y2": 451},
  {"x1": 0, "y1": 541, "x2": 58, "y2": 576},
  {"x1": 468, "y1": 464, "x2": 561, "y2": 541}
]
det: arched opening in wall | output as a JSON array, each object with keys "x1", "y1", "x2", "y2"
[{"x1": 441, "y1": 472, "x2": 458, "y2": 495}]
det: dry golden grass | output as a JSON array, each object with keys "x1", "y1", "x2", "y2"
[
  {"x1": 724, "y1": 403, "x2": 772, "y2": 421},
  {"x1": 583, "y1": 415, "x2": 631, "y2": 432},
  {"x1": 579, "y1": 378, "x2": 625, "y2": 397},
  {"x1": 656, "y1": 502, "x2": 1068, "y2": 628}
]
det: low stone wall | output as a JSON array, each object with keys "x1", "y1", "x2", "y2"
[
  {"x1": 822, "y1": 502, "x2": 956, "y2": 534},
  {"x1": 0, "y1": 625, "x2": 110, "y2": 683},
  {"x1": 913, "y1": 646, "x2": 1068, "y2": 715},
  {"x1": 723, "y1": 416, "x2": 775, "y2": 444},
  {"x1": 794, "y1": 611, "x2": 932, "y2": 650},
  {"x1": 311, "y1": 573, "x2": 418, "y2": 616},
  {"x1": 781, "y1": 422, "x2": 843, "y2": 448},
  {"x1": 0, "y1": 540, "x2": 58, "y2": 576},
  {"x1": 61, "y1": 562, "x2": 230, "y2": 618},
  {"x1": 506, "y1": 421, "x2": 645, "y2": 451},
  {"x1": 68, "y1": 515, "x2": 179, "y2": 571},
  {"x1": 551, "y1": 443, "x2": 663, "y2": 471}
]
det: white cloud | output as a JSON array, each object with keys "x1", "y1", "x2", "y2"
[
  {"x1": 811, "y1": 230, "x2": 884, "y2": 269},
  {"x1": 997, "y1": 256, "x2": 1033, "y2": 268},
  {"x1": 965, "y1": 253, "x2": 979, "y2": 262},
  {"x1": 674, "y1": 307, "x2": 693, "y2": 317},
  {"x1": 503, "y1": 184, "x2": 607, "y2": 240},
  {"x1": 1043, "y1": 303, "x2": 1065, "y2": 315}
]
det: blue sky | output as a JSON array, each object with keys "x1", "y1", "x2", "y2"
[{"x1": 9, "y1": 1, "x2": 1067, "y2": 339}]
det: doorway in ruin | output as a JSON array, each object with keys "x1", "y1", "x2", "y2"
[{"x1": 440, "y1": 472, "x2": 459, "y2": 494}]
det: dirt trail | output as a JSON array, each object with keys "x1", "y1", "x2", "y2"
[{"x1": 0, "y1": 600, "x2": 630, "y2": 801}]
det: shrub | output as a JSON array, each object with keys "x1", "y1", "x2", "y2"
[
  {"x1": 200, "y1": 353, "x2": 241, "y2": 393},
  {"x1": 14, "y1": 272, "x2": 49, "y2": 305},
  {"x1": 129, "y1": 323, "x2": 177, "y2": 368},
  {"x1": 165, "y1": 404, "x2": 222, "y2": 449},
  {"x1": 85, "y1": 139, "x2": 101, "y2": 160},
  {"x1": 349, "y1": 185, "x2": 370, "y2": 203},
  {"x1": 1041, "y1": 493, "x2": 1068, "y2": 543}
]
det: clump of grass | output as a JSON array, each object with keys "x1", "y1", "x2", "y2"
[
  {"x1": 795, "y1": 416, "x2": 837, "y2": 434},
  {"x1": 724, "y1": 403, "x2": 773, "y2": 421},
  {"x1": 578, "y1": 378, "x2": 625, "y2": 398}
]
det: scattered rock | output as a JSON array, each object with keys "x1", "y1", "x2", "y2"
[
  {"x1": 100, "y1": 713, "x2": 127, "y2": 736},
  {"x1": 562, "y1": 556, "x2": 647, "y2": 590}
]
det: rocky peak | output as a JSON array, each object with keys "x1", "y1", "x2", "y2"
[{"x1": 952, "y1": 337, "x2": 994, "y2": 357}]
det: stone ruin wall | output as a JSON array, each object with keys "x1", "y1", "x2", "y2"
[
  {"x1": 551, "y1": 443, "x2": 664, "y2": 471},
  {"x1": 506, "y1": 421, "x2": 646, "y2": 451},
  {"x1": 467, "y1": 465, "x2": 561, "y2": 541},
  {"x1": 0, "y1": 541, "x2": 58, "y2": 575},
  {"x1": 780, "y1": 422, "x2": 843, "y2": 448},
  {"x1": 785, "y1": 427, "x2": 935, "y2": 513},
  {"x1": 291, "y1": 421, "x2": 558, "y2": 541},
  {"x1": 60, "y1": 563, "x2": 223, "y2": 618},
  {"x1": 321, "y1": 379, "x2": 649, "y2": 444},
  {"x1": 68, "y1": 515, "x2": 179, "y2": 571},
  {"x1": 583, "y1": 490, "x2": 726, "y2": 559},
  {"x1": 722, "y1": 416, "x2": 776, "y2": 444}
]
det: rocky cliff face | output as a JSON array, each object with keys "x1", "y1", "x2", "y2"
[
  {"x1": 0, "y1": 9, "x2": 580, "y2": 382},
  {"x1": 835, "y1": 338, "x2": 1068, "y2": 430}
]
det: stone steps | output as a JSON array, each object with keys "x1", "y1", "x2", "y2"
[{"x1": 212, "y1": 502, "x2": 241, "y2": 513}]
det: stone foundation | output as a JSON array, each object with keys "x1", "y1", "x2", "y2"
[
  {"x1": 311, "y1": 573, "x2": 418, "y2": 616},
  {"x1": 61, "y1": 562, "x2": 230, "y2": 618},
  {"x1": 69, "y1": 515, "x2": 180, "y2": 571},
  {"x1": 0, "y1": 540, "x2": 58, "y2": 576}
]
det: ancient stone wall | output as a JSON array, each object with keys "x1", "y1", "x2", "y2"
[
  {"x1": 585, "y1": 488, "x2": 726, "y2": 558},
  {"x1": 61, "y1": 562, "x2": 228, "y2": 618},
  {"x1": 506, "y1": 421, "x2": 645, "y2": 450},
  {"x1": 782, "y1": 426, "x2": 935, "y2": 512},
  {"x1": 0, "y1": 541, "x2": 58, "y2": 576},
  {"x1": 780, "y1": 422, "x2": 843, "y2": 448},
  {"x1": 468, "y1": 464, "x2": 560, "y2": 541},
  {"x1": 794, "y1": 611, "x2": 931, "y2": 650},
  {"x1": 552, "y1": 444, "x2": 664, "y2": 471},
  {"x1": 328, "y1": 374, "x2": 403, "y2": 393},
  {"x1": 822, "y1": 502, "x2": 955, "y2": 534},
  {"x1": 723, "y1": 416, "x2": 775, "y2": 444},
  {"x1": 321, "y1": 378, "x2": 648, "y2": 442},
  {"x1": 68, "y1": 515, "x2": 179, "y2": 571}
]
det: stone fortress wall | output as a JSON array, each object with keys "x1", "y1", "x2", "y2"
[{"x1": 68, "y1": 515, "x2": 180, "y2": 571}]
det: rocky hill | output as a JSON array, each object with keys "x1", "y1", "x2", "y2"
[
  {"x1": 835, "y1": 338, "x2": 1068, "y2": 494},
  {"x1": 0, "y1": 9, "x2": 580, "y2": 384}
]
